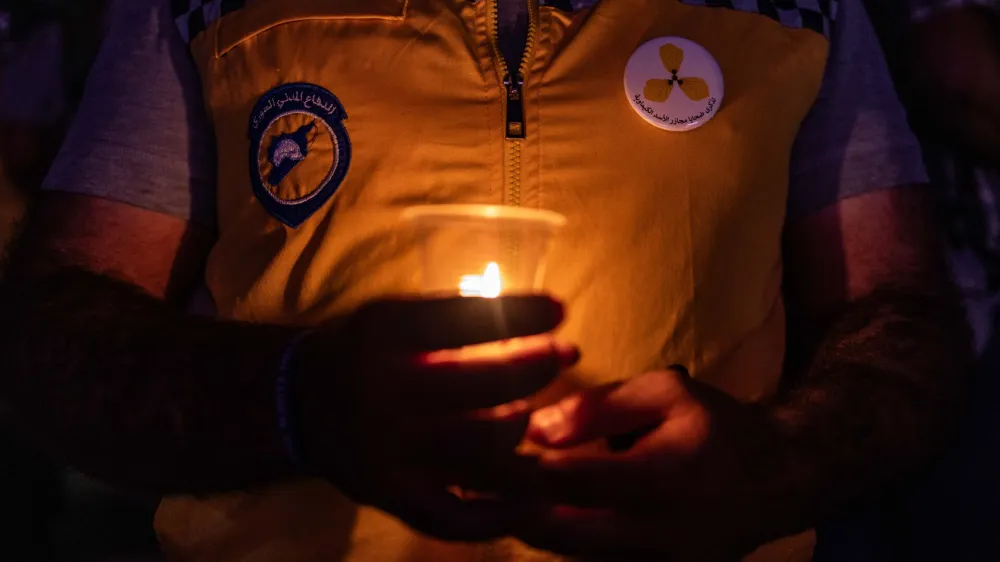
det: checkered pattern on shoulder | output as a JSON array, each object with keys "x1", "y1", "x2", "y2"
[
  {"x1": 539, "y1": 0, "x2": 601, "y2": 9},
  {"x1": 678, "y1": 0, "x2": 839, "y2": 37},
  {"x1": 172, "y1": 0, "x2": 247, "y2": 44}
]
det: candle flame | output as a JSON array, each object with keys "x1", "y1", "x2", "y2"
[{"x1": 459, "y1": 262, "x2": 503, "y2": 298}]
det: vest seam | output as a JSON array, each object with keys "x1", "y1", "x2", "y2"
[
  {"x1": 476, "y1": 0, "x2": 496, "y2": 199},
  {"x1": 533, "y1": 3, "x2": 552, "y2": 210},
  {"x1": 211, "y1": 2, "x2": 411, "y2": 58},
  {"x1": 684, "y1": 160, "x2": 701, "y2": 376}
]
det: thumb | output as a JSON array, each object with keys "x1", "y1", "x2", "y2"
[{"x1": 527, "y1": 379, "x2": 663, "y2": 448}]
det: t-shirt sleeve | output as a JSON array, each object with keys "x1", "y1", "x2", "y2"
[
  {"x1": 42, "y1": 0, "x2": 216, "y2": 227},
  {"x1": 786, "y1": 0, "x2": 929, "y2": 219}
]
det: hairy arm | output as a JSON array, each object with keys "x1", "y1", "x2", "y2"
[
  {"x1": 0, "y1": 0, "x2": 317, "y2": 495},
  {"x1": 0, "y1": 193, "x2": 571, "y2": 516},
  {"x1": 0, "y1": 0, "x2": 570, "y2": 509},
  {"x1": 766, "y1": 185, "x2": 969, "y2": 534},
  {"x1": 499, "y1": 188, "x2": 967, "y2": 559},
  {"x1": 0, "y1": 194, "x2": 304, "y2": 495}
]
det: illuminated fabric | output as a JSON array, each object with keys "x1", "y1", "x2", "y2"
[{"x1": 154, "y1": 1, "x2": 834, "y2": 560}]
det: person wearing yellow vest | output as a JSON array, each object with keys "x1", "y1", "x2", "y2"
[{"x1": 0, "y1": 0, "x2": 971, "y2": 561}]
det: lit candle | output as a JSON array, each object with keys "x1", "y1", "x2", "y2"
[{"x1": 458, "y1": 261, "x2": 503, "y2": 298}]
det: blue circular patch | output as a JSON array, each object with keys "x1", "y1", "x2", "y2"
[{"x1": 248, "y1": 83, "x2": 351, "y2": 228}]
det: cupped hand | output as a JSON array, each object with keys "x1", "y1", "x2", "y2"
[
  {"x1": 509, "y1": 369, "x2": 789, "y2": 561},
  {"x1": 296, "y1": 295, "x2": 579, "y2": 541}
]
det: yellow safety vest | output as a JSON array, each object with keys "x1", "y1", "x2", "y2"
[{"x1": 157, "y1": 1, "x2": 832, "y2": 560}]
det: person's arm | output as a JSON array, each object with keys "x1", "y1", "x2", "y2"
[
  {"x1": 0, "y1": 3, "x2": 575, "y2": 535},
  {"x1": 0, "y1": 0, "x2": 242, "y2": 492},
  {"x1": 1, "y1": 194, "x2": 297, "y2": 493},
  {"x1": 508, "y1": 186, "x2": 968, "y2": 560},
  {"x1": 769, "y1": 184, "x2": 968, "y2": 532},
  {"x1": 498, "y1": 0, "x2": 970, "y2": 558},
  {"x1": 2, "y1": 193, "x2": 571, "y2": 494}
]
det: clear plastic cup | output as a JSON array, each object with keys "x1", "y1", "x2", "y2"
[{"x1": 401, "y1": 204, "x2": 566, "y2": 297}]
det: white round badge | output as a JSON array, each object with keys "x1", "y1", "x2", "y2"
[{"x1": 624, "y1": 37, "x2": 724, "y2": 132}]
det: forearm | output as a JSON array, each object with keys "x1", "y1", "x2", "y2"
[
  {"x1": 757, "y1": 287, "x2": 970, "y2": 537},
  {"x1": 0, "y1": 266, "x2": 302, "y2": 495}
]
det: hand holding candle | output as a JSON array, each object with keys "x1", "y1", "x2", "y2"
[
  {"x1": 390, "y1": 205, "x2": 576, "y2": 515},
  {"x1": 402, "y1": 204, "x2": 573, "y2": 393},
  {"x1": 292, "y1": 294, "x2": 579, "y2": 541}
]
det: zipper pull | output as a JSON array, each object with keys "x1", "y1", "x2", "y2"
[{"x1": 504, "y1": 73, "x2": 525, "y2": 139}]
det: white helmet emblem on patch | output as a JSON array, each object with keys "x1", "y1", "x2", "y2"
[{"x1": 271, "y1": 139, "x2": 306, "y2": 167}]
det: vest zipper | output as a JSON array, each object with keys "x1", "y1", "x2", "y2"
[
  {"x1": 489, "y1": 0, "x2": 538, "y2": 207},
  {"x1": 504, "y1": 73, "x2": 525, "y2": 139}
]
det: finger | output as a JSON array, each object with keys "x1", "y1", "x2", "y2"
[
  {"x1": 404, "y1": 335, "x2": 580, "y2": 411},
  {"x1": 608, "y1": 369, "x2": 689, "y2": 451},
  {"x1": 527, "y1": 370, "x2": 688, "y2": 447},
  {"x1": 415, "y1": 334, "x2": 579, "y2": 367},
  {"x1": 376, "y1": 471, "x2": 519, "y2": 542},
  {"x1": 356, "y1": 295, "x2": 565, "y2": 351},
  {"x1": 520, "y1": 399, "x2": 712, "y2": 507}
]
